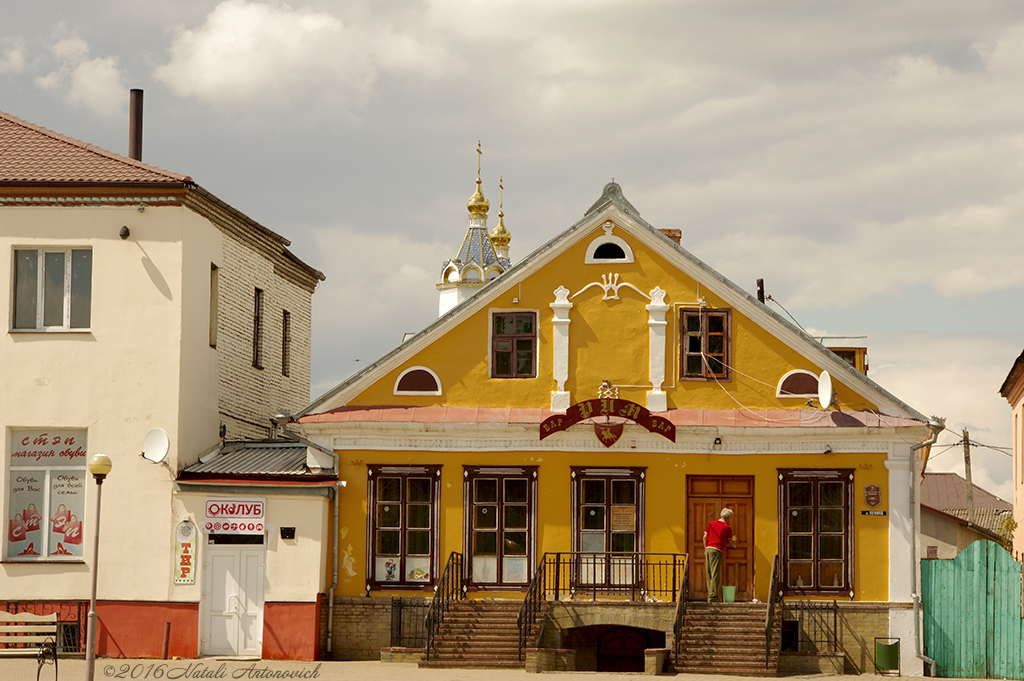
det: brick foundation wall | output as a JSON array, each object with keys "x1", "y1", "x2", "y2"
[
  {"x1": 836, "y1": 602, "x2": 894, "y2": 674},
  {"x1": 323, "y1": 597, "x2": 394, "y2": 661}
]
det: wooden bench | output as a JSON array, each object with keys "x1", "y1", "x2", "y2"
[{"x1": 0, "y1": 612, "x2": 59, "y2": 680}]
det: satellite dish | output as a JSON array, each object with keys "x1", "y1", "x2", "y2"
[
  {"x1": 141, "y1": 428, "x2": 170, "y2": 463},
  {"x1": 817, "y1": 371, "x2": 834, "y2": 410}
]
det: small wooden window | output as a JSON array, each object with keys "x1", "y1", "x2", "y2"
[
  {"x1": 252, "y1": 288, "x2": 264, "y2": 369},
  {"x1": 209, "y1": 264, "x2": 219, "y2": 348},
  {"x1": 492, "y1": 312, "x2": 536, "y2": 378},
  {"x1": 680, "y1": 308, "x2": 730, "y2": 380},
  {"x1": 281, "y1": 310, "x2": 291, "y2": 377}
]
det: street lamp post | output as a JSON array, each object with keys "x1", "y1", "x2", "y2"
[{"x1": 84, "y1": 454, "x2": 112, "y2": 681}]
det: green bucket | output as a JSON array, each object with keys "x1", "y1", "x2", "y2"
[
  {"x1": 875, "y1": 638, "x2": 899, "y2": 672},
  {"x1": 722, "y1": 586, "x2": 736, "y2": 603}
]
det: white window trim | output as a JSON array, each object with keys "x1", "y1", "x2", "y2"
[
  {"x1": 10, "y1": 247, "x2": 92, "y2": 333},
  {"x1": 393, "y1": 366, "x2": 443, "y2": 396},
  {"x1": 776, "y1": 369, "x2": 820, "y2": 398},
  {"x1": 584, "y1": 235, "x2": 634, "y2": 264}
]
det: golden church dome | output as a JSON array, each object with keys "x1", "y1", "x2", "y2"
[{"x1": 467, "y1": 177, "x2": 489, "y2": 215}]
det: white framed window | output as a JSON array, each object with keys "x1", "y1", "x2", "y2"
[
  {"x1": 584, "y1": 224, "x2": 634, "y2": 264},
  {"x1": 6, "y1": 429, "x2": 88, "y2": 560},
  {"x1": 777, "y1": 370, "x2": 819, "y2": 398},
  {"x1": 12, "y1": 249, "x2": 92, "y2": 331},
  {"x1": 393, "y1": 366, "x2": 442, "y2": 396}
]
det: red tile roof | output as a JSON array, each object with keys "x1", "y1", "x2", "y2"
[
  {"x1": 920, "y1": 472, "x2": 1011, "y2": 510},
  {"x1": 297, "y1": 405, "x2": 923, "y2": 429},
  {"x1": 0, "y1": 109, "x2": 190, "y2": 184}
]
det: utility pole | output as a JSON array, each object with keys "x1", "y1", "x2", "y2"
[{"x1": 962, "y1": 429, "x2": 975, "y2": 527}]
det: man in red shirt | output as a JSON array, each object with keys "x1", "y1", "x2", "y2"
[{"x1": 703, "y1": 508, "x2": 737, "y2": 603}]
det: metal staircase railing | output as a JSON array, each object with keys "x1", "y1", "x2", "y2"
[{"x1": 424, "y1": 552, "x2": 463, "y2": 661}]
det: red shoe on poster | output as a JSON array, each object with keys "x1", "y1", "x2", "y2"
[
  {"x1": 17, "y1": 542, "x2": 39, "y2": 556},
  {"x1": 52, "y1": 543, "x2": 72, "y2": 556}
]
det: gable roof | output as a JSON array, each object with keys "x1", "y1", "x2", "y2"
[
  {"x1": 0, "y1": 109, "x2": 190, "y2": 185},
  {"x1": 298, "y1": 183, "x2": 930, "y2": 423},
  {"x1": 920, "y1": 472, "x2": 1012, "y2": 511},
  {"x1": 999, "y1": 347, "x2": 1024, "y2": 400}
]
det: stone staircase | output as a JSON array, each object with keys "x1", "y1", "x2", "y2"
[
  {"x1": 674, "y1": 602, "x2": 781, "y2": 676},
  {"x1": 419, "y1": 599, "x2": 540, "y2": 669}
]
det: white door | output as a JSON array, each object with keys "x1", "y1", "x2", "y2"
[{"x1": 203, "y1": 546, "x2": 265, "y2": 656}]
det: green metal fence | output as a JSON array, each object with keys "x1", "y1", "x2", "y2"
[{"x1": 922, "y1": 540, "x2": 1024, "y2": 679}]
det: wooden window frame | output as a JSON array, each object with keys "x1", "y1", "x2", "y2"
[
  {"x1": 281, "y1": 310, "x2": 291, "y2": 377},
  {"x1": 463, "y1": 466, "x2": 538, "y2": 591},
  {"x1": 209, "y1": 264, "x2": 219, "y2": 348},
  {"x1": 366, "y1": 465, "x2": 441, "y2": 591},
  {"x1": 252, "y1": 288, "x2": 264, "y2": 369},
  {"x1": 679, "y1": 307, "x2": 731, "y2": 380},
  {"x1": 491, "y1": 311, "x2": 537, "y2": 378},
  {"x1": 778, "y1": 468, "x2": 854, "y2": 599}
]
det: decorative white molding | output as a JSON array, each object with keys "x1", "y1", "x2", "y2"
[
  {"x1": 584, "y1": 222, "x2": 635, "y2": 264},
  {"x1": 572, "y1": 273, "x2": 650, "y2": 302},
  {"x1": 550, "y1": 286, "x2": 573, "y2": 412},
  {"x1": 646, "y1": 287, "x2": 670, "y2": 413}
]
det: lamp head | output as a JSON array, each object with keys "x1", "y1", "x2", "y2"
[{"x1": 88, "y1": 453, "x2": 112, "y2": 482}]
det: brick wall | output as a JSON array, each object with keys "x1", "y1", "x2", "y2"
[
  {"x1": 836, "y1": 602, "x2": 893, "y2": 674},
  {"x1": 216, "y1": 231, "x2": 313, "y2": 441},
  {"x1": 323, "y1": 597, "x2": 394, "y2": 661}
]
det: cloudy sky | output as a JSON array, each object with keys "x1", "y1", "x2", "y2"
[{"x1": 3, "y1": 0, "x2": 1021, "y2": 500}]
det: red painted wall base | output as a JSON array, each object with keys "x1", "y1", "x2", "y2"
[
  {"x1": 263, "y1": 601, "x2": 320, "y2": 660},
  {"x1": 96, "y1": 602, "x2": 199, "y2": 659}
]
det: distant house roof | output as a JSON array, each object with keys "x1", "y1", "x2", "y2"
[
  {"x1": 920, "y1": 472, "x2": 1011, "y2": 511},
  {"x1": 939, "y1": 507, "x2": 1012, "y2": 540},
  {"x1": 0, "y1": 109, "x2": 190, "y2": 185},
  {"x1": 179, "y1": 440, "x2": 335, "y2": 481}
]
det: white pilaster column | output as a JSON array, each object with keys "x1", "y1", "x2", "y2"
[
  {"x1": 550, "y1": 286, "x2": 573, "y2": 412},
  {"x1": 885, "y1": 446, "x2": 922, "y2": 675},
  {"x1": 646, "y1": 287, "x2": 670, "y2": 412}
]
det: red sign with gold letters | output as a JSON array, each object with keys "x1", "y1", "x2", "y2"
[{"x1": 540, "y1": 398, "x2": 675, "y2": 443}]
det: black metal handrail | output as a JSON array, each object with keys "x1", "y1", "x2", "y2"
[
  {"x1": 783, "y1": 599, "x2": 839, "y2": 653},
  {"x1": 424, "y1": 552, "x2": 463, "y2": 661},
  {"x1": 672, "y1": 554, "x2": 690, "y2": 659},
  {"x1": 765, "y1": 554, "x2": 781, "y2": 668},
  {"x1": 517, "y1": 552, "x2": 687, "y2": 660},
  {"x1": 517, "y1": 553, "x2": 550, "y2": 660}
]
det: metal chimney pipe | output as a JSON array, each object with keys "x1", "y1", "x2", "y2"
[{"x1": 129, "y1": 89, "x2": 143, "y2": 161}]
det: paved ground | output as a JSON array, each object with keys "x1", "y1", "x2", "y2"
[{"x1": 0, "y1": 657, "x2": 975, "y2": 681}]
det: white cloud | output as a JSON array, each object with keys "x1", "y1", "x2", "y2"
[
  {"x1": 154, "y1": 0, "x2": 454, "y2": 114},
  {"x1": 0, "y1": 44, "x2": 25, "y2": 73},
  {"x1": 870, "y1": 332, "x2": 1016, "y2": 501},
  {"x1": 305, "y1": 221, "x2": 450, "y2": 398},
  {"x1": 34, "y1": 37, "x2": 125, "y2": 118}
]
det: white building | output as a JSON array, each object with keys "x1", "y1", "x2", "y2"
[{"x1": 0, "y1": 109, "x2": 332, "y2": 659}]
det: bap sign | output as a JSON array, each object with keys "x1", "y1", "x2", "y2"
[{"x1": 204, "y1": 498, "x2": 265, "y2": 535}]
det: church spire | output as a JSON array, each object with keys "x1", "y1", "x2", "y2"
[
  {"x1": 491, "y1": 176, "x2": 511, "y2": 261},
  {"x1": 436, "y1": 142, "x2": 509, "y2": 317}
]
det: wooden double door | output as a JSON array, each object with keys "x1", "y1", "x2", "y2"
[{"x1": 687, "y1": 476, "x2": 753, "y2": 601}]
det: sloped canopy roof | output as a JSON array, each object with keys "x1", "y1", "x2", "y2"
[
  {"x1": 0, "y1": 109, "x2": 190, "y2": 184},
  {"x1": 298, "y1": 182, "x2": 930, "y2": 424},
  {"x1": 179, "y1": 440, "x2": 335, "y2": 480}
]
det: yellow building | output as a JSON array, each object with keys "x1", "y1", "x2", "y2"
[{"x1": 297, "y1": 180, "x2": 938, "y2": 674}]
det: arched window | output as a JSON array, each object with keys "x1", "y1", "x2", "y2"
[
  {"x1": 584, "y1": 224, "x2": 634, "y2": 264},
  {"x1": 394, "y1": 367, "x2": 442, "y2": 396},
  {"x1": 777, "y1": 370, "x2": 819, "y2": 398}
]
